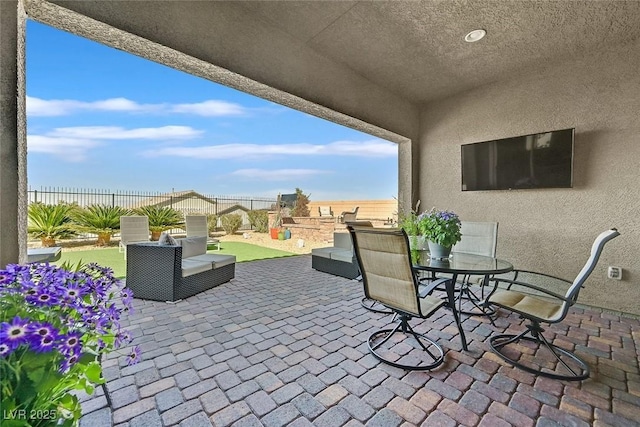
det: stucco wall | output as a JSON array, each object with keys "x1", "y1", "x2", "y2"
[{"x1": 419, "y1": 38, "x2": 640, "y2": 315}]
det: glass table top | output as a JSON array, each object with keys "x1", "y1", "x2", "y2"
[{"x1": 413, "y1": 251, "x2": 513, "y2": 275}]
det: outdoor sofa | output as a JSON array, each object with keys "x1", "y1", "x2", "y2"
[
  {"x1": 311, "y1": 232, "x2": 360, "y2": 279},
  {"x1": 126, "y1": 236, "x2": 235, "y2": 302}
]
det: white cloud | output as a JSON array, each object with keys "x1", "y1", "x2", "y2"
[
  {"x1": 28, "y1": 135, "x2": 101, "y2": 162},
  {"x1": 230, "y1": 169, "x2": 331, "y2": 181},
  {"x1": 27, "y1": 96, "x2": 161, "y2": 116},
  {"x1": 143, "y1": 139, "x2": 397, "y2": 159},
  {"x1": 171, "y1": 100, "x2": 246, "y2": 117},
  {"x1": 28, "y1": 125, "x2": 203, "y2": 162},
  {"x1": 48, "y1": 126, "x2": 203, "y2": 140},
  {"x1": 27, "y1": 96, "x2": 249, "y2": 117}
]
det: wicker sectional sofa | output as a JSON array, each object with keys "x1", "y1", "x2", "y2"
[
  {"x1": 311, "y1": 232, "x2": 360, "y2": 279},
  {"x1": 126, "y1": 236, "x2": 235, "y2": 302}
]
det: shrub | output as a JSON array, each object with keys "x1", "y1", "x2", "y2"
[
  {"x1": 27, "y1": 202, "x2": 77, "y2": 247},
  {"x1": 133, "y1": 206, "x2": 184, "y2": 239},
  {"x1": 0, "y1": 262, "x2": 138, "y2": 425},
  {"x1": 207, "y1": 214, "x2": 218, "y2": 234},
  {"x1": 291, "y1": 188, "x2": 310, "y2": 217},
  {"x1": 71, "y1": 204, "x2": 130, "y2": 246},
  {"x1": 220, "y1": 214, "x2": 242, "y2": 235},
  {"x1": 247, "y1": 210, "x2": 269, "y2": 233}
]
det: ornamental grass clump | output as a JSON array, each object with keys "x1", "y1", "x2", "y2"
[
  {"x1": 417, "y1": 208, "x2": 462, "y2": 248},
  {"x1": 0, "y1": 262, "x2": 139, "y2": 426}
]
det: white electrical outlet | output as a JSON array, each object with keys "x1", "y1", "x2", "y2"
[{"x1": 607, "y1": 266, "x2": 622, "y2": 280}]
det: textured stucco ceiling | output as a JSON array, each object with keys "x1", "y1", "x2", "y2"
[
  {"x1": 239, "y1": 0, "x2": 640, "y2": 104},
  {"x1": 43, "y1": 0, "x2": 640, "y2": 106}
]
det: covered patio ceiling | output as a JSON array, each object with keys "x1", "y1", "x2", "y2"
[{"x1": 31, "y1": 0, "x2": 640, "y2": 139}]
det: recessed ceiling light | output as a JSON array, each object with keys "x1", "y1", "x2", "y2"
[{"x1": 464, "y1": 29, "x2": 486, "y2": 43}]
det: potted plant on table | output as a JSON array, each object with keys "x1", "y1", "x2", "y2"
[
  {"x1": 398, "y1": 200, "x2": 426, "y2": 250},
  {"x1": 417, "y1": 208, "x2": 462, "y2": 259}
]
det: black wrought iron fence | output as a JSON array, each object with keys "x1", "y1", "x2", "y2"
[{"x1": 28, "y1": 187, "x2": 276, "y2": 219}]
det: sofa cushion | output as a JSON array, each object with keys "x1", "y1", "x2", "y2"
[
  {"x1": 178, "y1": 236, "x2": 207, "y2": 258},
  {"x1": 311, "y1": 247, "x2": 341, "y2": 259},
  {"x1": 189, "y1": 254, "x2": 236, "y2": 268},
  {"x1": 333, "y1": 233, "x2": 353, "y2": 250},
  {"x1": 181, "y1": 258, "x2": 212, "y2": 277},
  {"x1": 330, "y1": 249, "x2": 355, "y2": 263}
]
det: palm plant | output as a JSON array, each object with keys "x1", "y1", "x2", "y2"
[
  {"x1": 71, "y1": 204, "x2": 131, "y2": 246},
  {"x1": 27, "y1": 202, "x2": 77, "y2": 247},
  {"x1": 133, "y1": 205, "x2": 184, "y2": 240}
]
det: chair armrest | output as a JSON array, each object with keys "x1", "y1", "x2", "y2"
[
  {"x1": 489, "y1": 276, "x2": 569, "y2": 301},
  {"x1": 418, "y1": 277, "x2": 451, "y2": 298},
  {"x1": 511, "y1": 269, "x2": 571, "y2": 284}
]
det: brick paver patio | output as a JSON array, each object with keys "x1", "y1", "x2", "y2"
[{"x1": 79, "y1": 256, "x2": 640, "y2": 426}]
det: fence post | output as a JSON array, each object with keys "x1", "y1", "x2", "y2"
[
  {"x1": 112, "y1": 193, "x2": 115, "y2": 207},
  {"x1": 34, "y1": 190, "x2": 38, "y2": 204}
]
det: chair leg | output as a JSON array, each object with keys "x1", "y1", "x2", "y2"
[
  {"x1": 368, "y1": 314, "x2": 444, "y2": 371},
  {"x1": 489, "y1": 321, "x2": 589, "y2": 381}
]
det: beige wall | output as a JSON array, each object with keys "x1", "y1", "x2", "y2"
[
  {"x1": 419, "y1": 38, "x2": 640, "y2": 314},
  {"x1": 308, "y1": 200, "x2": 398, "y2": 221}
]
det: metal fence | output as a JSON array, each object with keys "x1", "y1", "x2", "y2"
[{"x1": 27, "y1": 187, "x2": 276, "y2": 218}]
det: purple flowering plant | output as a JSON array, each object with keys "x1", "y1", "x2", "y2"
[
  {"x1": 0, "y1": 262, "x2": 139, "y2": 425},
  {"x1": 417, "y1": 208, "x2": 462, "y2": 248}
]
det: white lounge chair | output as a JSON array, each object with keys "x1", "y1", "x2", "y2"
[
  {"x1": 119, "y1": 215, "x2": 150, "y2": 257},
  {"x1": 186, "y1": 215, "x2": 220, "y2": 251}
]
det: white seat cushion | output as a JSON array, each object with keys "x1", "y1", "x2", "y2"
[
  {"x1": 189, "y1": 254, "x2": 236, "y2": 268},
  {"x1": 181, "y1": 258, "x2": 212, "y2": 277},
  {"x1": 178, "y1": 236, "x2": 208, "y2": 258}
]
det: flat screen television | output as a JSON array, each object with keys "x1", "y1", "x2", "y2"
[{"x1": 461, "y1": 128, "x2": 574, "y2": 191}]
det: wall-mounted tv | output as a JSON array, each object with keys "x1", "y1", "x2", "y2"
[{"x1": 461, "y1": 128, "x2": 574, "y2": 191}]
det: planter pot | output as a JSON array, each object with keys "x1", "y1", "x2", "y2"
[
  {"x1": 427, "y1": 240, "x2": 452, "y2": 260},
  {"x1": 277, "y1": 231, "x2": 285, "y2": 240},
  {"x1": 408, "y1": 235, "x2": 427, "y2": 250},
  {"x1": 97, "y1": 232, "x2": 112, "y2": 246},
  {"x1": 284, "y1": 229, "x2": 291, "y2": 240},
  {"x1": 150, "y1": 231, "x2": 162, "y2": 241},
  {"x1": 41, "y1": 237, "x2": 56, "y2": 247},
  {"x1": 270, "y1": 228, "x2": 280, "y2": 239}
]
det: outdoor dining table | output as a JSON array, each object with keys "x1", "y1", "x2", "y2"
[{"x1": 413, "y1": 251, "x2": 513, "y2": 351}]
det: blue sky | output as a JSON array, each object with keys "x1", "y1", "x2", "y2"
[{"x1": 26, "y1": 21, "x2": 398, "y2": 201}]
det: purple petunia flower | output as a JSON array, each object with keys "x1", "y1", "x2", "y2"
[
  {"x1": 30, "y1": 333, "x2": 58, "y2": 353},
  {"x1": 58, "y1": 332, "x2": 82, "y2": 355},
  {"x1": 0, "y1": 316, "x2": 29, "y2": 349},
  {"x1": 26, "y1": 289, "x2": 60, "y2": 307},
  {"x1": 126, "y1": 346, "x2": 141, "y2": 366},
  {"x1": 59, "y1": 352, "x2": 81, "y2": 373},
  {"x1": 0, "y1": 342, "x2": 12, "y2": 357}
]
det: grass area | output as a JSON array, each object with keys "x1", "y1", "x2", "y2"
[{"x1": 54, "y1": 242, "x2": 296, "y2": 279}]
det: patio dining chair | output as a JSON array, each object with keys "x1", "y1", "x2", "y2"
[
  {"x1": 349, "y1": 226, "x2": 452, "y2": 370},
  {"x1": 487, "y1": 228, "x2": 620, "y2": 380},
  {"x1": 429, "y1": 221, "x2": 499, "y2": 314}
]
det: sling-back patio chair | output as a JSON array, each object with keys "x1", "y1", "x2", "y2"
[
  {"x1": 487, "y1": 228, "x2": 620, "y2": 380},
  {"x1": 349, "y1": 226, "x2": 452, "y2": 370}
]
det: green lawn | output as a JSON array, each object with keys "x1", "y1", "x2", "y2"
[{"x1": 54, "y1": 242, "x2": 296, "y2": 279}]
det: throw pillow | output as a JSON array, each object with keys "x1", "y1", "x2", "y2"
[{"x1": 158, "y1": 232, "x2": 178, "y2": 245}]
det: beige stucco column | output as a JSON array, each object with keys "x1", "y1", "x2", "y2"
[{"x1": 0, "y1": 0, "x2": 27, "y2": 267}]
